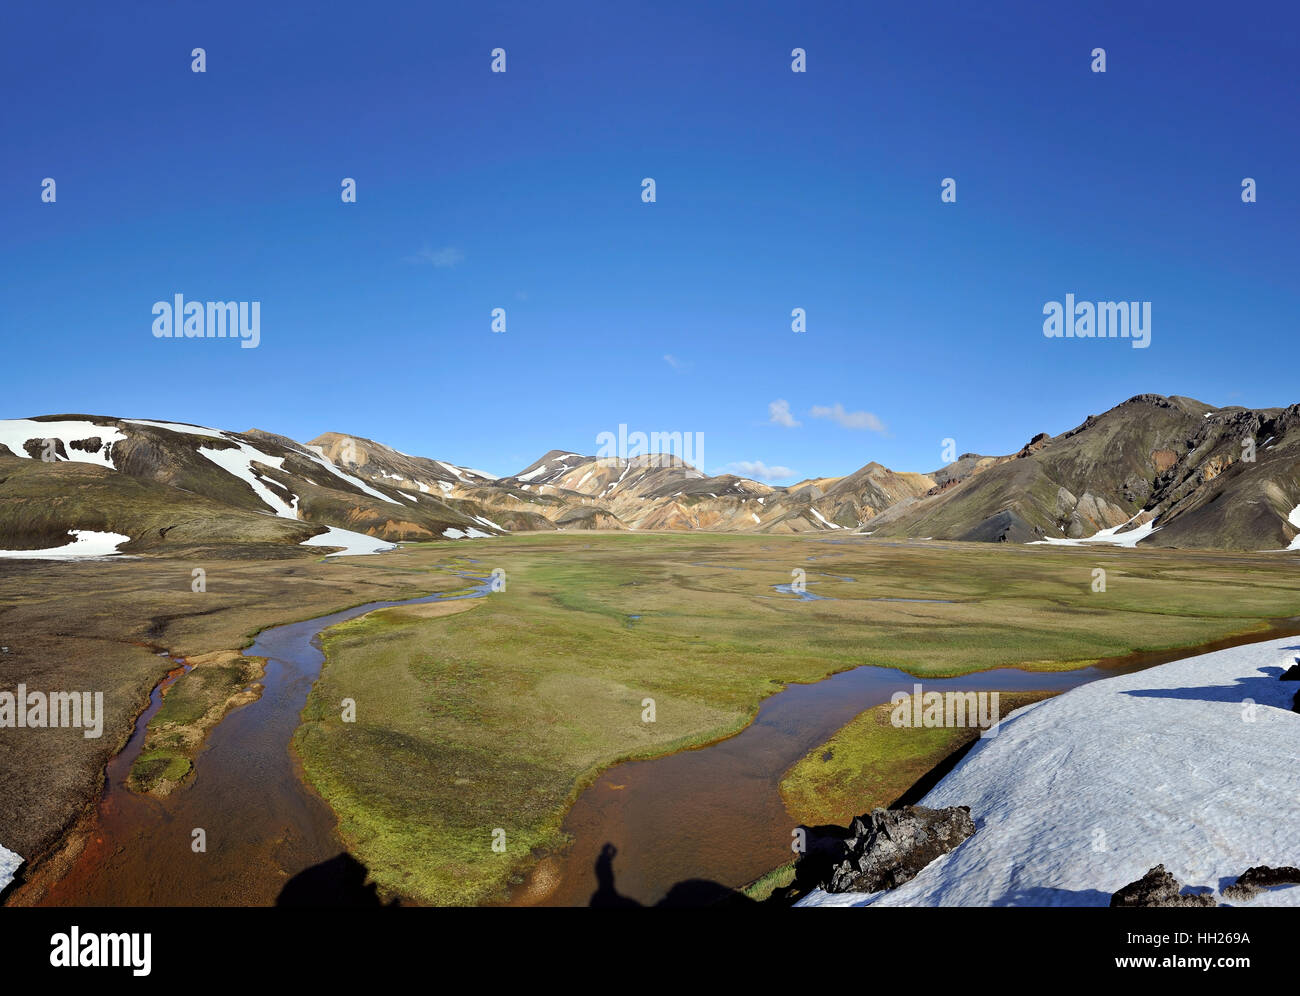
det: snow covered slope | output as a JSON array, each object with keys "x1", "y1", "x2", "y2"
[
  {"x1": 0, "y1": 530, "x2": 132, "y2": 559},
  {"x1": 0, "y1": 841, "x2": 19, "y2": 894},
  {"x1": 0, "y1": 418, "x2": 125, "y2": 468},
  {"x1": 798, "y1": 636, "x2": 1300, "y2": 907},
  {"x1": 1028, "y1": 513, "x2": 1161, "y2": 547},
  {"x1": 300, "y1": 526, "x2": 398, "y2": 556}
]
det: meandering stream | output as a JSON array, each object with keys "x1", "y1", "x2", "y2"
[
  {"x1": 30, "y1": 578, "x2": 1300, "y2": 907},
  {"x1": 519, "y1": 621, "x2": 1300, "y2": 906},
  {"x1": 37, "y1": 580, "x2": 492, "y2": 906},
  {"x1": 519, "y1": 657, "x2": 1143, "y2": 905}
]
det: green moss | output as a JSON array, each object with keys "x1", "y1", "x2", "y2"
[
  {"x1": 740, "y1": 861, "x2": 797, "y2": 902},
  {"x1": 129, "y1": 750, "x2": 191, "y2": 792}
]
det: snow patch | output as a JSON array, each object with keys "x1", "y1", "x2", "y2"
[
  {"x1": 197, "y1": 443, "x2": 297, "y2": 517},
  {"x1": 0, "y1": 841, "x2": 20, "y2": 893},
  {"x1": 301, "y1": 527, "x2": 396, "y2": 556},
  {"x1": 122, "y1": 418, "x2": 229, "y2": 440},
  {"x1": 435, "y1": 460, "x2": 496, "y2": 482},
  {"x1": 798, "y1": 636, "x2": 1300, "y2": 907},
  {"x1": 294, "y1": 447, "x2": 394, "y2": 503},
  {"x1": 0, "y1": 419, "x2": 126, "y2": 469},
  {"x1": 0, "y1": 530, "x2": 132, "y2": 559},
  {"x1": 442, "y1": 526, "x2": 494, "y2": 539},
  {"x1": 1286, "y1": 504, "x2": 1300, "y2": 551},
  {"x1": 1030, "y1": 514, "x2": 1160, "y2": 548}
]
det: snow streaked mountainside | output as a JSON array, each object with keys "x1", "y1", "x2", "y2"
[
  {"x1": 0, "y1": 416, "x2": 540, "y2": 557},
  {"x1": 2, "y1": 394, "x2": 1300, "y2": 555},
  {"x1": 797, "y1": 635, "x2": 1300, "y2": 907}
]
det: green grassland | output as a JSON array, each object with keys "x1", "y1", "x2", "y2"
[
  {"x1": 291, "y1": 531, "x2": 1300, "y2": 905},
  {"x1": 778, "y1": 689, "x2": 1059, "y2": 829},
  {"x1": 128, "y1": 650, "x2": 267, "y2": 794}
]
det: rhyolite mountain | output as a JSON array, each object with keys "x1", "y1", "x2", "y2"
[
  {"x1": 2, "y1": 394, "x2": 1299, "y2": 556},
  {"x1": 863, "y1": 394, "x2": 1300, "y2": 549}
]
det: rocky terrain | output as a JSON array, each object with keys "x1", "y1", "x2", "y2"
[
  {"x1": 1110, "y1": 864, "x2": 1218, "y2": 907},
  {"x1": 818, "y1": 805, "x2": 976, "y2": 895},
  {"x1": 865, "y1": 394, "x2": 1300, "y2": 549}
]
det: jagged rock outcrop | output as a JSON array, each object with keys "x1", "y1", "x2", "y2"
[
  {"x1": 822, "y1": 805, "x2": 976, "y2": 894},
  {"x1": 1221, "y1": 865, "x2": 1300, "y2": 901},
  {"x1": 1110, "y1": 864, "x2": 1217, "y2": 907},
  {"x1": 1016, "y1": 432, "x2": 1051, "y2": 458}
]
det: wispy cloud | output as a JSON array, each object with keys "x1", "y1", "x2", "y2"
[
  {"x1": 406, "y1": 246, "x2": 465, "y2": 268},
  {"x1": 809, "y1": 403, "x2": 885, "y2": 433},
  {"x1": 768, "y1": 399, "x2": 801, "y2": 427},
  {"x1": 720, "y1": 460, "x2": 794, "y2": 481},
  {"x1": 664, "y1": 353, "x2": 691, "y2": 371}
]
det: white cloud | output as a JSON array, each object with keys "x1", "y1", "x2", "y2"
[
  {"x1": 809, "y1": 403, "x2": 885, "y2": 433},
  {"x1": 664, "y1": 354, "x2": 690, "y2": 371},
  {"x1": 407, "y1": 246, "x2": 465, "y2": 268},
  {"x1": 768, "y1": 399, "x2": 801, "y2": 427},
  {"x1": 720, "y1": 460, "x2": 794, "y2": 481}
]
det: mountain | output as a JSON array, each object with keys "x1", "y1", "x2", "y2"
[
  {"x1": 2, "y1": 395, "x2": 1299, "y2": 556},
  {"x1": 0, "y1": 417, "x2": 532, "y2": 557},
  {"x1": 864, "y1": 395, "x2": 1300, "y2": 550}
]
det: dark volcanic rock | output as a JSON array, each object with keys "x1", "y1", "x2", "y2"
[
  {"x1": 68, "y1": 436, "x2": 103, "y2": 454},
  {"x1": 1015, "y1": 432, "x2": 1052, "y2": 459},
  {"x1": 1280, "y1": 661, "x2": 1300, "y2": 680},
  {"x1": 1110, "y1": 865, "x2": 1217, "y2": 907},
  {"x1": 823, "y1": 805, "x2": 976, "y2": 894},
  {"x1": 1222, "y1": 865, "x2": 1300, "y2": 901},
  {"x1": 960, "y1": 509, "x2": 1039, "y2": 544}
]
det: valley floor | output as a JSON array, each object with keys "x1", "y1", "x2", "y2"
[
  {"x1": 292, "y1": 533, "x2": 1300, "y2": 905},
  {"x1": 0, "y1": 553, "x2": 457, "y2": 896},
  {"x1": 3, "y1": 532, "x2": 1300, "y2": 904}
]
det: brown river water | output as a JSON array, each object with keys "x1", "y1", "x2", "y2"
[
  {"x1": 518, "y1": 628, "x2": 1300, "y2": 907},
  {"x1": 36, "y1": 581, "x2": 492, "y2": 906},
  {"x1": 28, "y1": 587, "x2": 1300, "y2": 907}
]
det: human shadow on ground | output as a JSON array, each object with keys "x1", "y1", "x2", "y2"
[
  {"x1": 589, "y1": 842, "x2": 757, "y2": 908},
  {"x1": 276, "y1": 852, "x2": 399, "y2": 907}
]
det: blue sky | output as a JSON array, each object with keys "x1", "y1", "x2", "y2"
[{"x1": 2, "y1": 1, "x2": 1297, "y2": 481}]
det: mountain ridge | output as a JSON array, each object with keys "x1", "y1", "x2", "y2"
[{"x1": 2, "y1": 394, "x2": 1299, "y2": 555}]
